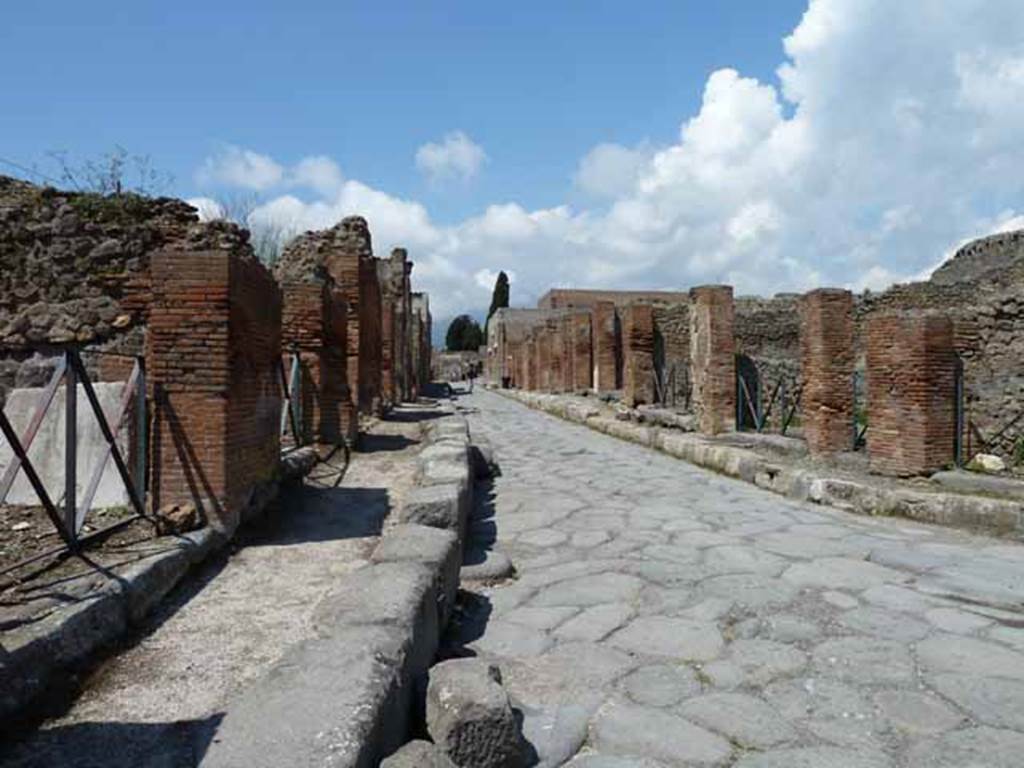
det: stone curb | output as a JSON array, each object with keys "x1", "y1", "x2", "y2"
[
  {"x1": 499, "y1": 389, "x2": 1024, "y2": 539},
  {"x1": 0, "y1": 449, "x2": 320, "y2": 726},
  {"x1": 0, "y1": 526, "x2": 224, "y2": 725},
  {"x1": 201, "y1": 412, "x2": 474, "y2": 768}
]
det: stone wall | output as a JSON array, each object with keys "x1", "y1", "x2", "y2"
[
  {"x1": 570, "y1": 311, "x2": 593, "y2": 392},
  {"x1": 652, "y1": 303, "x2": 690, "y2": 407},
  {"x1": 538, "y1": 288, "x2": 689, "y2": 310},
  {"x1": 0, "y1": 175, "x2": 251, "y2": 405}
]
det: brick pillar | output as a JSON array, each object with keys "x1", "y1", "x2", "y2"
[
  {"x1": 280, "y1": 280, "x2": 355, "y2": 447},
  {"x1": 380, "y1": 296, "x2": 395, "y2": 406},
  {"x1": 689, "y1": 285, "x2": 735, "y2": 435},
  {"x1": 548, "y1": 318, "x2": 564, "y2": 393},
  {"x1": 867, "y1": 312, "x2": 956, "y2": 476},
  {"x1": 572, "y1": 311, "x2": 593, "y2": 391},
  {"x1": 526, "y1": 333, "x2": 538, "y2": 391},
  {"x1": 148, "y1": 250, "x2": 282, "y2": 534},
  {"x1": 800, "y1": 288, "x2": 854, "y2": 456},
  {"x1": 592, "y1": 301, "x2": 619, "y2": 392},
  {"x1": 561, "y1": 314, "x2": 575, "y2": 392},
  {"x1": 622, "y1": 303, "x2": 655, "y2": 407},
  {"x1": 537, "y1": 326, "x2": 552, "y2": 391}
]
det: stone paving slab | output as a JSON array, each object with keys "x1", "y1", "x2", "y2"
[{"x1": 453, "y1": 389, "x2": 1024, "y2": 767}]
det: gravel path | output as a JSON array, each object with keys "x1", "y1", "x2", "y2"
[
  {"x1": 1, "y1": 404, "x2": 430, "y2": 768},
  {"x1": 453, "y1": 389, "x2": 1024, "y2": 768}
]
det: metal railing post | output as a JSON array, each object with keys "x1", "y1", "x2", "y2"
[
  {"x1": 136, "y1": 357, "x2": 147, "y2": 502},
  {"x1": 64, "y1": 350, "x2": 78, "y2": 549}
]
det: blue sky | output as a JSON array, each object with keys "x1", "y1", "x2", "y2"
[
  {"x1": 3, "y1": 1, "x2": 1023, "y2": 335},
  {"x1": 3, "y1": 1, "x2": 804, "y2": 222}
]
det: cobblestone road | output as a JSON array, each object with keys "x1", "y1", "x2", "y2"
[{"x1": 454, "y1": 389, "x2": 1024, "y2": 768}]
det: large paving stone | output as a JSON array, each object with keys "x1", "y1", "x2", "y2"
[
  {"x1": 518, "y1": 701, "x2": 591, "y2": 768},
  {"x1": 426, "y1": 659, "x2": 521, "y2": 768},
  {"x1": 928, "y1": 674, "x2": 1024, "y2": 730},
  {"x1": 812, "y1": 637, "x2": 915, "y2": 684},
  {"x1": 695, "y1": 574, "x2": 798, "y2": 608},
  {"x1": 782, "y1": 557, "x2": 908, "y2": 590},
  {"x1": 734, "y1": 746, "x2": 892, "y2": 768},
  {"x1": 565, "y1": 754, "x2": 670, "y2": 767},
  {"x1": 608, "y1": 617, "x2": 724, "y2": 661},
  {"x1": 702, "y1": 545, "x2": 788, "y2": 576},
  {"x1": 501, "y1": 641, "x2": 637, "y2": 710},
  {"x1": 873, "y1": 690, "x2": 966, "y2": 734},
  {"x1": 837, "y1": 606, "x2": 932, "y2": 641},
  {"x1": 590, "y1": 700, "x2": 733, "y2": 766},
  {"x1": 530, "y1": 572, "x2": 645, "y2": 608},
  {"x1": 763, "y1": 678, "x2": 873, "y2": 722},
  {"x1": 906, "y1": 726, "x2": 1024, "y2": 767},
  {"x1": 678, "y1": 692, "x2": 798, "y2": 749},
  {"x1": 918, "y1": 634, "x2": 1024, "y2": 681},
  {"x1": 554, "y1": 603, "x2": 635, "y2": 642},
  {"x1": 470, "y1": 620, "x2": 553, "y2": 658},
  {"x1": 502, "y1": 605, "x2": 579, "y2": 631},
  {"x1": 622, "y1": 664, "x2": 701, "y2": 707},
  {"x1": 703, "y1": 639, "x2": 807, "y2": 688}
]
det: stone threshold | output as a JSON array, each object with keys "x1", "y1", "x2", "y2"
[{"x1": 497, "y1": 389, "x2": 1024, "y2": 540}]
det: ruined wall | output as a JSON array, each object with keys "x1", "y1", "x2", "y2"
[
  {"x1": 652, "y1": 303, "x2": 690, "y2": 407},
  {"x1": 734, "y1": 294, "x2": 802, "y2": 427},
  {"x1": 287, "y1": 216, "x2": 382, "y2": 416},
  {"x1": 570, "y1": 311, "x2": 593, "y2": 392},
  {"x1": 0, "y1": 175, "x2": 251, "y2": 403},
  {"x1": 858, "y1": 239, "x2": 1024, "y2": 462},
  {"x1": 592, "y1": 301, "x2": 620, "y2": 392},
  {"x1": 538, "y1": 288, "x2": 689, "y2": 310},
  {"x1": 411, "y1": 293, "x2": 432, "y2": 394},
  {"x1": 622, "y1": 304, "x2": 655, "y2": 407}
]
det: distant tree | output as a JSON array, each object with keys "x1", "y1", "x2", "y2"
[
  {"x1": 484, "y1": 270, "x2": 510, "y2": 340},
  {"x1": 446, "y1": 314, "x2": 484, "y2": 351}
]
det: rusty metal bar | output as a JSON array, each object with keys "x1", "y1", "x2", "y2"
[
  {"x1": 65, "y1": 351, "x2": 78, "y2": 547},
  {"x1": 68, "y1": 351, "x2": 146, "y2": 519},
  {"x1": 76, "y1": 360, "x2": 140, "y2": 532},
  {"x1": 0, "y1": 409, "x2": 70, "y2": 543},
  {"x1": 0, "y1": 355, "x2": 67, "y2": 504}
]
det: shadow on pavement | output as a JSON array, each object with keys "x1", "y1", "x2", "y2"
[{"x1": 0, "y1": 713, "x2": 224, "y2": 767}]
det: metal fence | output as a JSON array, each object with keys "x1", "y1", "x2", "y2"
[{"x1": 0, "y1": 348, "x2": 148, "y2": 562}]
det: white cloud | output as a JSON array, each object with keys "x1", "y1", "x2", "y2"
[
  {"x1": 575, "y1": 143, "x2": 654, "y2": 199},
  {"x1": 415, "y1": 131, "x2": 487, "y2": 182},
  {"x1": 192, "y1": 0, "x2": 1024, "y2": 334},
  {"x1": 196, "y1": 146, "x2": 284, "y2": 190},
  {"x1": 291, "y1": 155, "x2": 344, "y2": 195}
]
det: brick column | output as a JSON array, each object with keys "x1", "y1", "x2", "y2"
[
  {"x1": 592, "y1": 301, "x2": 619, "y2": 392},
  {"x1": 526, "y1": 333, "x2": 538, "y2": 391},
  {"x1": 690, "y1": 285, "x2": 735, "y2": 434},
  {"x1": 537, "y1": 326, "x2": 552, "y2": 391},
  {"x1": 280, "y1": 280, "x2": 353, "y2": 447},
  {"x1": 800, "y1": 288, "x2": 855, "y2": 456},
  {"x1": 548, "y1": 318, "x2": 564, "y2": 393},
  {"x1": 148, "y1": 250, "x2": 282, "y2": 534},
  {"x1": 561, "y1": 314, "x2": 575, "y2": 392},
  {"x1": 867, "y1": 312, "x2": 956, "y2": 476},
  {"x1": 571, "y1": 311, "x2": 593, "y2": 391},
  {"x1": 622, "y1": 303, "x2": 655, "y2": 407}
]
